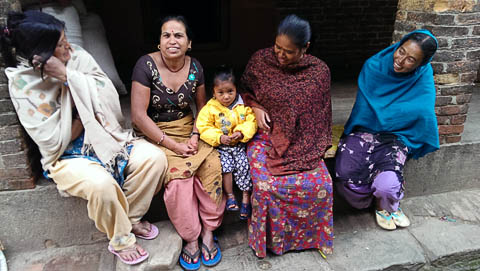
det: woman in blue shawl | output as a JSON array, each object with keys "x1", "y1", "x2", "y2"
[{"x1": 335, "y1": 30, "x2": 439, "y2": 230}]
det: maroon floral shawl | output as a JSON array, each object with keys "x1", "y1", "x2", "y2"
[{"x1": 241, "y1": 47, "x2": 331, "y2": 175}]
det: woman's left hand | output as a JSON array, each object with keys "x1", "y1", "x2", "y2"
[
  {"x1": 187, "y1": 134, "x2": 199, "y2": 153},
  {"x1": 33, "y1": 55, "x2": 67, "y2": 82}
]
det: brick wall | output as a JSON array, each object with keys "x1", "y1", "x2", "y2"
[
  {"x1": 0, "y1": 0, "x2": 35, "y2": 190},
  {"x1": 394, "y1": 0, "x2": 480, "y2": 144},
  {"x1": 274, "y1": 0, "x2": 399, "y2": 79}
]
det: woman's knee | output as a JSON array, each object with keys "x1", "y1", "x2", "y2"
[
  {"x1": 87, "y1": 177, "x2": 121, "y2": 200},
  {"x1": 148, "y1": 147, "x2": 167, "y2": 167},
  {"x1": 372, "y1": 171, "x2": 401, "y2": 197},
  {"x1": 130, "y1": 139, "x2": 168, "y2": 169}
]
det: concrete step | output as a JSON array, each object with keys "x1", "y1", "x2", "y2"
[
  {"x1": 0, "y1": 179, "x2": 103, "y2": 255},
  {"x1": 4, "y1": 188, "x2": 480, "y2": 270},
  {"x1": 212, "y1": 188, "x2": 480, "y2": 271},
  {"x1": 115, "y1": 221, "x2": 182, "y2": 271},
  {"x1": 2, "y1": 140, "x2": 480, "y2": 269},
  {"x1": 6, "y1": 221, "x2": 181, "y2": 271},
  {"x1": 7, "y1": 242, "x2": 114, "y2": 271}
]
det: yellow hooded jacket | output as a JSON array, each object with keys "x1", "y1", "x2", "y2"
[{"x1": 197, "y1": 95, "x2": 257, "y2": 147}]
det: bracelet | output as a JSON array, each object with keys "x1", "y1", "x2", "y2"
[
  {"x1": 190, "y1": 131, "x2": 200, "y2": 137},
  {"x1": 156, "y1": 131, "x2": 165, "y2": 145}
]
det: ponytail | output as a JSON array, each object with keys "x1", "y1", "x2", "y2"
[{"x1": 1, "y1": 25, "x2": 18, "y2": 67}]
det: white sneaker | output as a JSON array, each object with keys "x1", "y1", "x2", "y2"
[
  {"x1": 391, "y1": 208, "x2": 411, "y2": 227},
  {"x1": 375, "y1": 210, "x2": 396, "y2": 230}
]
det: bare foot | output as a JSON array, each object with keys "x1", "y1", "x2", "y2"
[
  {"x1": 201, "y1": 230, "x2": 217, "y2": 261},
  {"x1": 132, "y1": 221, "x2": 151, "y2": 237},
  {"x1": 117, "y1": 243, "x2": 148, "y2": 262},
  {"x1": 182, "y1": 240, "x2": 200, "y2": 264}
]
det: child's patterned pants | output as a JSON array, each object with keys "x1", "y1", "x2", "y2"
[{"x1": 217, "y1": 143, "x2": 252, "y2": 191}]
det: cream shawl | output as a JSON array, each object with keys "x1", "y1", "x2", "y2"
[{"x1": 5, "y1": 45, "x2": 134, "y2": 171}]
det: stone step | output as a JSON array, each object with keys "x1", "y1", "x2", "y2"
[
  {"x1": 6, "y1": 221, "x2": 181, "y2": 271},
  {"x1": 1, "y1": 140, "x2": 480, "y2": 268},
  {"x1": 209, "y1": 189, "x2": 480, "y2": 271},
  {"x1": 4, "y1": 189, "x2": 480, "y2": 270},
  {"x1": 115, "y1": 221, "x2": 181, "y2": 271},
  {"x1": 0, "y1": 179, "x2": 102, "y2": 255}
]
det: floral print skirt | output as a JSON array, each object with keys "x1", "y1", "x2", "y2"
[{"x1": 247, "y1": 130, "x2": 334, "y2": 258}]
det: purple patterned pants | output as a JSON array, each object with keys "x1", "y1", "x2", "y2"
[{"x1": 335, "y1": 132, "x2": 409, "y2": 212}]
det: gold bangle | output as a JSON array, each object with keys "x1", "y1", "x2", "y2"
[{"x1": 157, "y1": 132, "x2": 165, "y2": 145}]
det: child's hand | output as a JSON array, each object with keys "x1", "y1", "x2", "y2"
[
  {"x1": 220, "y1": 135, "x2": 231, "y2": 145},
  {"x1": 231, "y1": 131, "x2": 244, "y2": 141}
]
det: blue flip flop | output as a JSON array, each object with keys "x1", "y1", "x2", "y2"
[
  {"x1": 179, "y1": 247, "x2": 201, "y2": 271},
  {"x1": 201, "y1": 238, "x2": 222, "y2": 267}
]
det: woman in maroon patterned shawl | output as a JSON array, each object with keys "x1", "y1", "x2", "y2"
[{"x1": 241, "y1": 15, "x2": 333, "y2": 258}]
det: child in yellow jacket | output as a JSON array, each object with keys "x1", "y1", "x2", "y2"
[{"x1": 197, "y1": 65, "x2": 257, "y2": 219}]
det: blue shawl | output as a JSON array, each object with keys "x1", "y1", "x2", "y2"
[{"x1": 344, "y1": 29, "x2": 439, "y2": 159}]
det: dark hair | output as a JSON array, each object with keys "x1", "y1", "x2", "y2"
[
  {"x1": 402, "y1": 32, "x2": 437, "y2": 65},
  {"x1": 160, "y1": 15, "x2": 194, "y2": 41},
  {"x1": 212, "y1": 64, "x2": 235, "y2": 86},
  {"x1": 277, "y1": 14, "x2": 311, "y2": 49},
  {"x1": 0, "y1": 10, "x2": 64, "y2": 77}
]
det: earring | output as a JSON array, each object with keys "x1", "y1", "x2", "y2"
[
  {"x1": 187, "y1": 47, "x2": 192, "y2": 52},
  {"x1": 157, "y1": 44, "x2": 161, "y2": 50}
]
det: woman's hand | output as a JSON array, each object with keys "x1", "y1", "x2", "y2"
[
  {"x1": 187, "y1": 134, "x2": 199, "y2": 153},
  {"x1": 253, "y1": 107, "x2": 271, "y2": 131},
  {"x1": 33, "y1": 55, "x2": 67, "y2": 82},
  {"x1": 173, "y1": 142, "x2": 196, "y2": 157}
]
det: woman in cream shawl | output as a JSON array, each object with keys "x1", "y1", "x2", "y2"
[{"x1": 2, "y1": 11, "x2": 167, "y2": 265}]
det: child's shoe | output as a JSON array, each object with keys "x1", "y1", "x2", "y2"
[
  {"x1": 239, "y1": 203, "x2": 251, "y2": 220},
  {"x1": 226, "y1": 194, "x2": 239, "y2": 211}
]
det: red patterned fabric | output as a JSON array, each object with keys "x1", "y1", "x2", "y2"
[
  {"x1": 247, "y1": 130, "x2": 334, "y2": 257},
  {"x1": 241, "y1": 47, "x2": 331, "y2": 176}
]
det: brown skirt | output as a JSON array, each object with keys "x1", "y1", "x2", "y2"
[{"x1": 137, "y1": 114, "x2": 223, "y2": 205}]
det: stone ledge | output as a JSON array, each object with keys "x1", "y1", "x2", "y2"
[
  {"x1": 0, "y1": 179, "x2": 102, "y2": 254},
  {"x1": 116, "y1": 221, "x2": 182, "y2": 271},
  {"x1": 403, "y1": 142, "x2": 480, "y2": 197},
  {"x1": 0, "y1": 176, "x2": 34, "y2": 190},
  {"x1": 6, "y1": 242, "x2": 114, "y2": 271},
  {"x1": 213, "y1": 189, "x2": 480, "y2": 271},
  {"x1": 1, "y1": 140, "x2": 480, "y2": 268}
]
